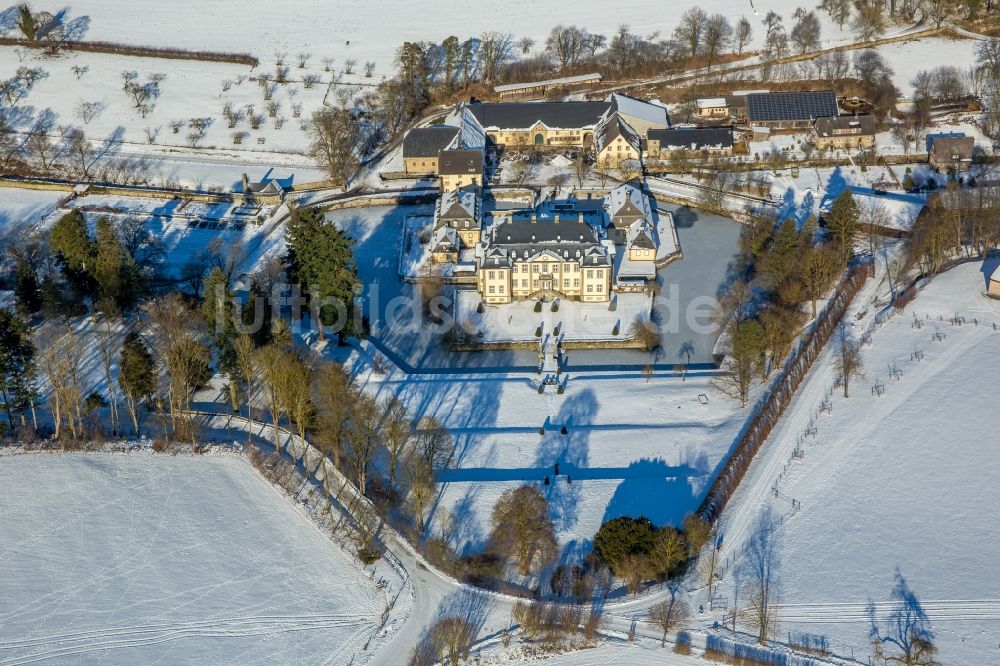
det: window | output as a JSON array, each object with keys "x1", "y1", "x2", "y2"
[
  {"x1": 498, "y1": 286, "x2": 504, "y2": 293},
  {"x1": 587, "y1": 270, "x2": 594, "y2": 279},
  {"x1": 488, "y1": 271, "x2": 495, "y2": 280},
  {"x1": 596, "y1": 283, "x2": 603, "y2": 292},
  {"x1": 587, "y1": 285, "x2": 593, "y2": 293},
  {"x1": 564, "y1": 279, "x2": 571, "y2": 287},
  {"x1": 522, "y1": 279, "x2": 528, "y2": 287},
  {"x1": 489, "y1": 286, "x2": 495, "y2": 294},
  {"x1": 533, "y1": 280, "x2": 539, "y2": 288},
  {"x1": 573, "y1": 279, "x2": 580, "y2": 287}
]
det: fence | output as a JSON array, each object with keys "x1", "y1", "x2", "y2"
[
  {"x1": 698, "y1": 262, "x2": 870, "y2": 523},
  {"x1": 705, "y1": 635, "x2": 830, "y2": 666}
]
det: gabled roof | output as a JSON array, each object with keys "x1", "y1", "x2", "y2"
[
  {"x1": 746, "y1": 90, "x2": 838, "y2": 122},
  {"x1": 814, "y1": 115, "x2": 876, "y2": 137},
  {"x1": 437, "y1": 185, "x2": 480, "y2": 222},
  {"x1": 403, "y1": 125, "x2": 460, "y2": 158},
  {"x1": 648, "y1": 126, "x2": 734, "y2": 151},
  {"x1": 631, "y1": 229, "x2": 655, "y2": 250},
  {"x1": 604, "y1": 184, "x2": 651, "y2": 223},
  {"x1": 466, "y1": 101, "x2": 611, "y2": 131},
  {"x1": 438, "y1": 149, "x2": 484, "y2": 175},
  {"x1": 596, "y1": 112, "x2": 641, "y2": 153},
  {"x1": 609, "y1": 93, "x2": 670, "y2": 129},
  {"x1": 431, "y1": 227, "x2": 459, "y2": 252},
  {"x1": 929, "y1": 135, "x2": 974, "y2": 162}
]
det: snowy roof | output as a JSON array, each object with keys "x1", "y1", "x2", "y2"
[
  {"x1": 430, "y1": 227, "x2": 459, "y2": 252},
  {"x1": 494, "y1": 72, "x2": 602, "y2": 93},
  {"x1": 604, "y1": 183, "x2": 651, "y2": 223},
  {"x1": 814, "y1": 115, "x2": 876, "y2": 137},
  {"x1": 465, "y1": 101, "x2": 611, "y2": 131},
  {"x1": 608, "y1": 93, "x2": 670, "y2": 129},
  {"x1": 596, "y1": 112, "x2": 641, "y2": 153},
  {"x1": 402, "y1": 125, "x2": 460, "y2": 158},
  {"x1": 435, "y1": 185, "x2": 480, "y2": 226},
  {"x1": 648, "y1": 127, "x2": 733, "y2": 151},
  {"x1": 696, "y1": 97, "x2": 728, "y2": 109}
]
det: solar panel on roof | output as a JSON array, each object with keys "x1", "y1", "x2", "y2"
[{"x1": 746, "y1": 91, "x2": 838, "y2": 122}]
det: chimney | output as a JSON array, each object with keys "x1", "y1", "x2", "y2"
[
  {"x1": 531, "y1": 213, "x2": 537, "y2": 224},
  {"x1": 554, "y1": 214, "x2": 559, "y2": 224},
  {"x1": 578, "y1": 213, "x2": 584, "y2": 224},
  {"x1": 241, "y1": 173, "x2": 249, "y2": 194}
]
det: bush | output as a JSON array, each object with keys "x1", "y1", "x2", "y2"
[
  {"x1": 551, "y1": 301, "x2": 559, "y2": 312},
  {"x1": 556, "y1": 385, "x2": 564, "y2": 394},
  {"x1": 537, "y1": 384, "x2": 544, "y2": 394},
  {"x1": 534, "y1": 301, "x2": 542, "y2": 313},
  {"x1": 476, "y1": 301, "x2": 484, "y2": 314},
  {"x1": 902, "y1": 174, "x2": 915, "y2": 190},
  {"x1": 593, "y1": 516, "x2": 657, "y2": 574},
  {"x1": 560, "y1": 425, "x2": 568, "y2": 435},
  {"x1": 539, "y1": 425, "x2": 546, "y2": 435},
  {"x1": 608, "y1": 297, "x2": 617, "y2": 312},
  {"x1": 535, "y1": 325, "x2": 542, "y2": 337},
  {"x1": 357, "y1": 545, "x2": 383, "y2": 565},
  {"x1": 612, "y1": 322, "x2": 620, "y2": 336}
]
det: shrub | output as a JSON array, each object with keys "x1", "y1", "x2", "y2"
[
  {"x1": 535, "y1": 325, "x2": 542, "y2": 337},
  {"x1": 476, "y1": 301, "x2": 484, "y2": 314},
  {"x1": 357, "y1": 545, "x2": 383, "y2": 565},
  {"x1": 593, "y1": 516, "x2": 657, "y2": 574},
  {"x1": 608, "y1": 297, "x2": 617, "y2": 312},
  {"x1": 534, "y1": 301, "x2": 542, "y2": 313},
  {"x1": 556, "y1": 385, "x2": 564, "y2": 394},
  {"x1": 551, "y1": 301, "x2": 559, "y2": 312},
  {"x1": 560, "y1": 425, "x2": 568, "y2": 435},
  {"x1": 612, "y1": 322, "x2": 620, "y2": 336},
  {"x1": 539, "y1": 425, "x2": 546, "y2": 435}
]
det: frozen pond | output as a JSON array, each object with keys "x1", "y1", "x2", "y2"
[{"x1": 333, "y1": 202, "x2": 742, "y2": 372}]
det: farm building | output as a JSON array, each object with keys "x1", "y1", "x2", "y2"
[
  {"x1": 646, "y1": 126, "x2": 734, "y2": 157},
  {"x1": 493, "y1": 72, "x2": 603, "y2": 100},
  {"x1": 928, "y1": 135, "x2": 975, "y2": 172},
  {"x1": 438, "y1": 149, "x2": 485, "y2": 191},
  {"x1": 402, "y1": 125, "x2": 461, "y2": 175},
  {"x1": 746, "y1": 90, "x2": 839, "y2": 130},
  {"x1": 813, "y1": 115, "x2": 877, "y2": 151}
]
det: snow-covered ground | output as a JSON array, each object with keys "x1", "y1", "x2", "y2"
[
  {"x1": 0, "y1": 187, "x2": 67, "y2": 237},
  {"x1": 66, "y1": 0, "x2": 873, "y2": 81},
  {"x1": 455, "y1": 291, "x2": 653, "y2": 344},
  {"x1": 715, "y1": 261, "x2": 1000, "y2": 665},
  {"x1": 0, "y1": 452, "x2": 387, "y2": 665}
]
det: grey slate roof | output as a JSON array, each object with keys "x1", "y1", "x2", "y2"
[
  {"x1": 438, "y1": 149, "x2": 484, "y2": 175},
  {"x1": 746, "y1": 90, "x2": 838, "y2": 123},
  {"x1": 466, "y1": 101, "x2": 611, "y2": 131},
  {"x1": 648, "y1": 127, "x2": 734, "y2": 150},
  {"x1": 402, "y1": 125, "x2": 460, "y2": 158},
  {"x1": 814, "y1": 114, "x2": 876, "y2": 137}
]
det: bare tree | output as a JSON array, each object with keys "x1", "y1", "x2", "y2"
[
  {"x1": 306, "y1": 107, "x2": 360, "y2": 186},
  {"x1": 413, "y1": 415, "x2": 455, "y2": 470},
  {"x1": 428, "y1": 616, "x2": 476, "y2": 666},
  {"x1": 739, "y1": 509, "x2": 781, "y2": 645},
  {"x1": 834, "y1": 327, "x2": 864, "y2": 398},
  {"x1": 346, "y1": 392, "x2": 381, "y2": 495},
  {"x1": 145, "y1": 294, "x2": 210, "y2": 443},
  {"x1": 382, "y1": 395, "x2": 411, "y2": 493},
  {"x1": 95, "y1": 308, "x2": 121, "y2": 435},
  {"x1": 673, "y1": 7, "x2": 708, "y2": 58},
  {"x1": 735, "y1": 17, "x2": 753, "y2": 55},
  {"x1": 75, "y1": 100, "x2": 103, "y2": 125},
  {"x1": 478, "y1": 32, "x2": 515, "y2": 84},
  {"x1": 488, "y1": 485, "x2": 557, "y2": 575},
  {"x1": 312, "y1": 361, "x2": 354, "y2": 468},
  {"x1": 37, "y1": 326, "x2": 86, "y2": 440},
  {"x1": 868, "y1": 569, "x2": 940, "y2": 666},
  {"x1": 647, "y1": 582, "x2": 691, "y2": 646}
]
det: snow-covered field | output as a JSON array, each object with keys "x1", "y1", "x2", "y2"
[
  {"x1": 0, "y1": 452, "x2": 386, "y2": 665},
  {"x1": 69, "y1": 0, "x2": 866, "y2": 79},
  {"x1": 0, "y1": 187, "x2": 66, "y2": 236},
  {"x1": 716, "y1": 261, "x2": 1000, "y2": 665}
]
